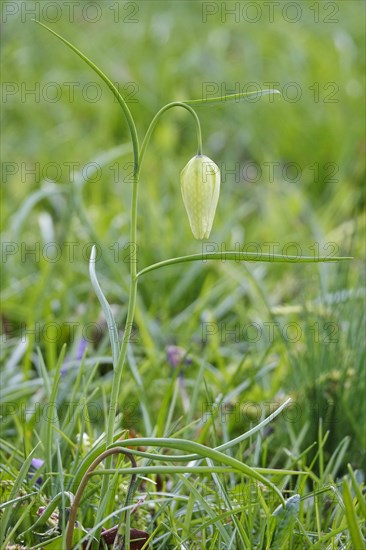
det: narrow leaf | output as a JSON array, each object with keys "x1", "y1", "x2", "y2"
[
  {"x1": 33, "y1": 20, "x2": 138, "y2": 160},
  {"x1": 182, "y1": 89, "x2": 281, "y2": 106},
  {"x1": 137, "y1": 252, "x2": 353, "y2": 278},
  {"x1": 89, "y1": 245, "x2": 120, "y2": 367},
  {"x1": 343, "y1": 478, "x2": 365, "y2": 549}
]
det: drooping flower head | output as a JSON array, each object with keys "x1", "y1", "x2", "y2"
[{"x1": 180, "y1": 154, "x2": 220, "y2": 239}]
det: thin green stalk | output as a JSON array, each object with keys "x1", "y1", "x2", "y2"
[
  {"x1": 138, "y1": 102, "x2": 203, "y2": 175},
  {"x1": 94, "y1": 172, "x2": 139, "y2": 549},
  {"x1": 105, "y1": 170, "x2": 139, "y2": 447}
]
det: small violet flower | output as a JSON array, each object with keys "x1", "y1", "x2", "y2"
[{"x1": 30, "y1": 457, "x2": 44, "y2": 485}]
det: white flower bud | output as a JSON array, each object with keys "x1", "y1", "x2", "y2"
[{"x1": 180, "y1": 155, "x2": 220, "y2": 239}]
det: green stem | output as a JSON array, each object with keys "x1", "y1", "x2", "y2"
[
  {"x1": 96, "y1": 173, "x2": 139, "y2": 549},
  {"x1": 105, "y1": 170, "x2": 139, "y2": 447},
  {"x1": 65, "y1": 447, "x2": 136, "y2": 550},
  {"x1": 138, "y1": 102, "x2": 203, "y2": 175}
]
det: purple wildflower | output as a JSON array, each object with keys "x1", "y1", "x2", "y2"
[
  {"x1": 166, "y1": 345, "x2": 191, "y2": 369},
  {"x1": 30, "y1": 457, "x2": 44, "y2": 485}
]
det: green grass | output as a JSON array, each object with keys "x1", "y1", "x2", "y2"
[{"x1": 1, "y1": 1, "x2": 365, "y2": 548}]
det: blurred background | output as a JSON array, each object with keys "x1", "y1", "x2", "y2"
[{"x1": 2, "y1": 1, "x2": 365, "y2": 470}]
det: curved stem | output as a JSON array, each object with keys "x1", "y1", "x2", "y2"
[
  {"x1": 138, "y1": 102, "x2": 202, "y2": 176},
  {"x1": 65, "y1": 447, "x2": 136, "y2": 550}
]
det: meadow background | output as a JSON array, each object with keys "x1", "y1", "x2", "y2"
[{"x1": 1, "y1": 1, "x2": 365, "y2": 548}]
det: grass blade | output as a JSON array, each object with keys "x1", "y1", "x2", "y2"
[
  {"x1": 0, "y1": 443, "x2": 41, "y2": 543},
  {"x1": 89, "y1": 245, "x2": 120, "y2": 366},
  {"x1": 342, "y1": 478, "x2": 365, "y2": 548}
]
